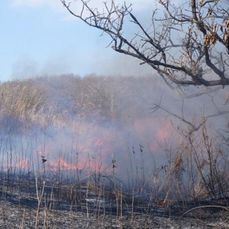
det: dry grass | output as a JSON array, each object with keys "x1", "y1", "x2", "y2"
[
  {"x1": 0, "y1": 75, "x2": 228, "y2": 228},
  {"x1": 0, "y1": 174, "x2": 228, "y2": 229}
]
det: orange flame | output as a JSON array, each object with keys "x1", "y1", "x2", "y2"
[
  {"x1": 48, "y1": 157, "x2": 79, "y2": 171},
  {"x1": 7, "y1": 159, "x2": 29, "y2": 170}
]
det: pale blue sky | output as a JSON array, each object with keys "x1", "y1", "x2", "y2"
[{"x1": 0, "y1": 0, "x2": 154, "y2": 82}]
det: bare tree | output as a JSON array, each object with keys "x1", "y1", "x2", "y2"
[{"x1": 60, "y1": 0, "x2": 229, "y2": 88}]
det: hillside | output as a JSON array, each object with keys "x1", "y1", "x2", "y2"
[{"x1": 0, "y1": 74, "x2": 158, "y2": 135}]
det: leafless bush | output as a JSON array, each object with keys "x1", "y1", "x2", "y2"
[{"x1": 160, "y1": 121, "x2": 229, "y2": 204}]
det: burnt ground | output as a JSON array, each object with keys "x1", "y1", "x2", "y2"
[{"x1": 0, "y1": 176, "x2": 228, "y2": 228}]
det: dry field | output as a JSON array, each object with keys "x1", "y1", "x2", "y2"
[{"x1": 0, "y1": 179, "x2": 228, "y2": 229}]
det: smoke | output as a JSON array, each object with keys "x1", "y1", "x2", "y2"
[
  {"x1": 9, "y1": 47, "x2": 154, "y2": 82},
  {"x1": 0, "y1": 74, "x2": 228, "y2": 191},
  {"x1": 0, "y1": 75, "x2": 172, "y2": 185},
  {"x1": 10, "y1": 54, "x2": 79, "y2": 80},
  {"x1": 90, "y1": 52, "x2": 153, "y2": 77},
  {"x1": 7, "y1": 0, "x2": 156, "y2": 81},
  {"x1": 11, "y1": 56, "x2": 39, "y2": 80}
]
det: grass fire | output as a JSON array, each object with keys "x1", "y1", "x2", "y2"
[{"x1": 0, "y1": 74, "x2": 228, "y2": 228}]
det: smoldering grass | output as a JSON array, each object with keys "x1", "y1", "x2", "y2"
[{"x1": 0, "y1": 76, "x2": 228, "y2": 228}]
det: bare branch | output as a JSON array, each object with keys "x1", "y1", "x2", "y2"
[
  {"x1": 61, "y1": 0, "x2": 229, "y2": 88},
  {"x1": 151, "y1": 100, "x2": 229, "y2": 134}
]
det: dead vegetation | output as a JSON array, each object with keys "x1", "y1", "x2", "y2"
[
  {"x1": 0, "y1": 75, "x2": 228, "y2": 228},
  {"x1": 0, "y1": 174, "x2": 228, "y2": 229}
]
